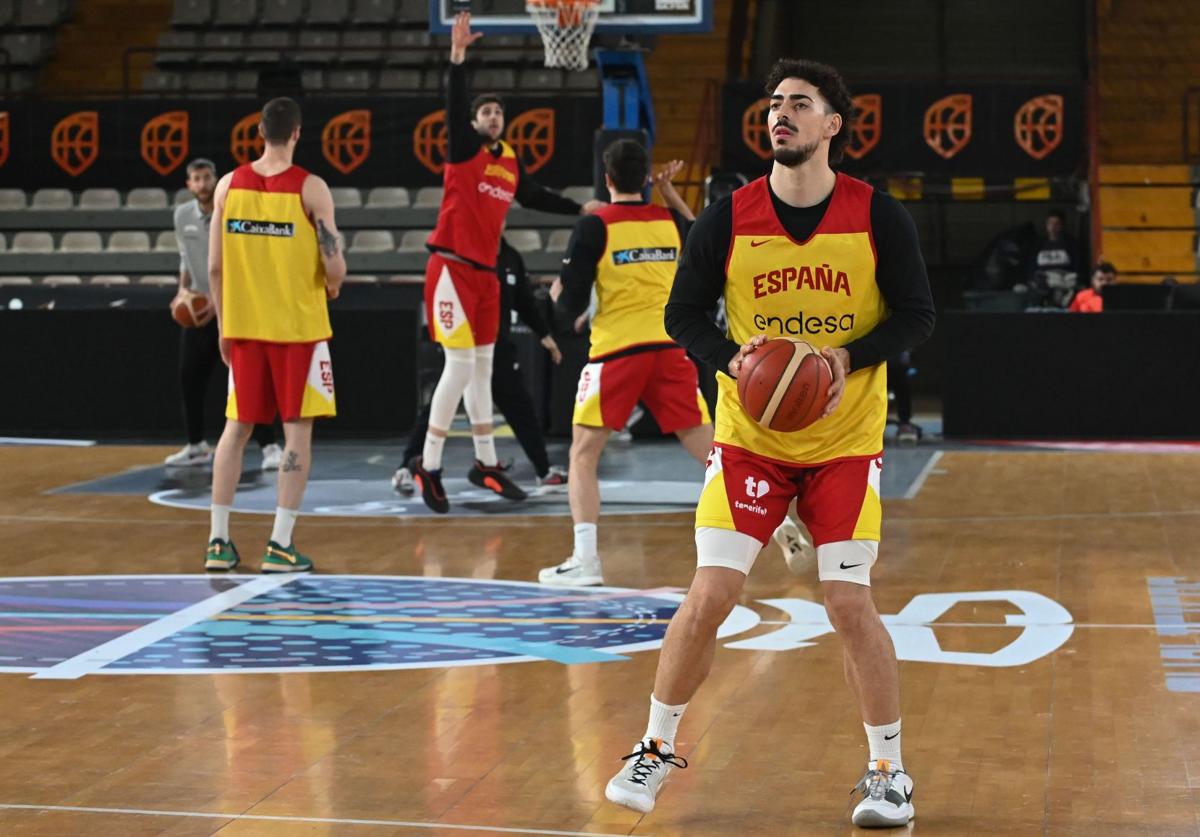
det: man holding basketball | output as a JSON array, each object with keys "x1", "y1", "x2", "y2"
[
  {"x1": 604, "y1": 60, "x2": 935, "y2": 827},
  {"x1": 407, "y1": 11, "x2": 601, "y2": 513},
  {"x1": 165, "y1": 158, "x2": 281, "y2": 470},
  {"x1": 204, "y1": 98, "x2": 345, "y2": 573}
]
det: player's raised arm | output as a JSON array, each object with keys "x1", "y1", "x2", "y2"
[
  {"x1": 446, "y1": 12, "x2": 483, "y2": 163},
  {"x1": 652, "y1": 159, "x2": 695, "y2": 222},
  {"x1": 302, "y1": 174, "x2": 347, "y2": 298}
]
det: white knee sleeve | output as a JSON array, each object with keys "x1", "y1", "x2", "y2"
[
  {"x1": 429, "y1": 347, "x2": 475, "y2": 431},
  {"x1": 695, "y1": 527, "x2": 764, "y2": 575},
  {"x1": 816, "y1": 540, "x2": 878, "y2": 587},
  {"x1": 463, "y1": 343, "x2": 494, "y2": 426}
]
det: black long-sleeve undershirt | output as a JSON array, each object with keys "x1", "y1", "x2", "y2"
[
  {"x1": 446, "y1": 62, "x2": 582, "y2": 216},
  {"x1": 498, "y1": 239, "x2": 550, "y2": 341},
  {"x1": 664, "y1": 181, "x2": 935, "y2": 375}
]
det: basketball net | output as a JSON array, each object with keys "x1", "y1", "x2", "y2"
[{"x1": 528, "y1": 0, "x2": 600, "y2": 71}]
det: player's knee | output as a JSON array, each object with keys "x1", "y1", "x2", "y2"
[
  {"x1": 823, "y1": 582, "x2": 874, "y2": 634},
  {"x1": 222, "y1": 420, "x2": 255, "y2": 443}
]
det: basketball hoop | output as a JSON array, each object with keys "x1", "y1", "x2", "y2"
[{"x1": 527, "y1": 0, "x2": 600, "y2": 72}]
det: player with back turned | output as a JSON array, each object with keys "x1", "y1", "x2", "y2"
[
  {"x1": 403, "y1": 11, "x2": 601, "y2": 513},
  {"x1": 603, "y1": 60, "x2": 935, "y2": 828}
]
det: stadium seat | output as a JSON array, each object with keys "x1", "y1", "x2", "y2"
[
  {"x1": 15, "y1": 0, "x2": 65, "y2": 29},
  {"x1": 143, "y1": 70, "x2": 184, "y2": 92},
  {"x1": 174, "y1": 189, "x2": 192, "y2": 206},
  {"x1": 365, "y1": 187, "x2": 410, "y2": 208},
  {"x1": 155, "y1": 230, "x2": 179, "y2": 252},
  {"x1": 518, "y1": 68, "x2": 564, "y2": 90},
  {"x1": 91, "y1": 275, "x2": 132, "y2": 286},
  {"x1": 350, "y1": 230, "x2": 395, "y2": 253},
  {"x1": 566, "y1": 68, "x2": 600, "y2": 90},
  {"x1": 260, "y1": 0, "x2": 303, "y2": 26},
  {"x1": 186, "y1": 69, "x2": 230, "y2": 91},
  {"x1": 546, "y1": 229, "x2": 572, "y2": 253},
  {"x1": 1, "y1": 33, "x2": 47, "y2": 67},
  {"x1": 0, "y1": 189, "x2": 27, "y2": 210},
  {"x1": 171, "y1": 0, "x2": 212, "y2": 27},
  {"x1": 233, "y1": 70, "x2": 258, "y2": 91},
  {"x1": 504, "y1": 229, "x2": 542, "y2": 253},
  {"x1": 11, "y1": 232, "x2": 54, "y2": 253},
  {"x1": 353, "y1": 0, "x2": 396, "y2": 25},
  {"x1": 213, "y1": 0, "x2": 258, "y2": 27},
  {"x1": 475, "y1": 67, "x2": 516, "y2": 90},
  {"x1": 43, "y1": 275, "x2": 83, "y2": 286},
  {"x1": 31, "y1": 189, "x2": 73, "y2": 210},
  {"x1": 379, "y1": 68, "x2": 421, "y2": 90},
  {"x1": 108, "y1": 231, "x2": 152, "y2": 252},
  {"x1": 396, "y1": 0, "x2": 426, "y2": 23},
  {"x1": 331, "y1": 187, "x2": 363, "y2": 208},
  {"x1": 327, "y1": 68, "x2": 373, "y2": 90},
  {"x1": 78, "y1": 189, "x2": 121, "y2": 210},
  {"x1": 126, "y1": 188, "x2": 169, "y2": 210},
  {"x1": 386, "y1": 30, "x2": 432, "y2": 65},
  {"x1": 156, "y1": 30, "x2": 197, "y2": 66},
  {"x1": 0, "y1": 277, "x2": 33, "y2": 287},
  {"x1": 342, "y1": 29, "x2": 385, "y2": 62},
  {"x1": 200, "y1": 30, "x2": 245, "y2": 63},
  {"x1": 301, "y1": 69, "x2": 325, "y2": 90},
  {"x1": 397, "y1": 229, "x2": 432, "y2": 252},
  {"x1": 308, "y1": 0, "x2": 350, "y2": 26},
  {"x1": 247, "y1": 30, "x2": 291, "y2": 63},
  {"x1": 345, "y1": 274, "x2": 380, "y2": 284},
  {"x1": 298, "y1": 30, "x2": 339, "y2": 64},
  {"x1": 60, "y1": 232, "x2": 104, "y2": 252},
  {"x1": 421, "y1": 67, "x2": 442, "y2": 90},
  {"x1": 562, "y1": 185, "x2": 595, "y2": 204},
  {"x1": 0, "y1": 0, "x2": 12, "y2": 28},
  {"x1": 0, "y1": 231, "x2": 5, "y2": 251},
  {"x1": 138, "y1": 275, "x2": 179, "y2": 287},
  {"x1": 414, "y1": 187, "x2": 443, "y2": 208}
]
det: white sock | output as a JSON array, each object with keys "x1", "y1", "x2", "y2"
[
  {"x1": 209, "y1": 504, "x2": 230, "y2": 542},
  {"x1": 270, "y1": 506, "x2": 299, "y2": 547},
  {"x1": 422, "y1": 433, "x2": 446, "y2": 471},
  {"x1": 864, "y1": 720, "x2": 903, "y2": 770},
  {"x1": 573, "y1": 522, "x2": 598, "y2": 562},
  {"x1": 473, "y1": 433, "x2": 498, "y2": 467},
  {"x1": 644, "y1": 694, "x2": 688, "y2": 748}
]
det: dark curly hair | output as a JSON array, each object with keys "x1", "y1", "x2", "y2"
[
  {"x1": 470, "y1": 93, "x2": 504, "y2": 119},
  {"x1": 764, "y1": 59, "x2": 856, "y2": 165}
]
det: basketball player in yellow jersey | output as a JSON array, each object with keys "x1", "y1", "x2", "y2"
[
  {"x1": 605, "y1": 61, "x2": 935, "y2": 827},
  {"x1": 203, "y1": 97, "x2": 346, "y2": 574}
]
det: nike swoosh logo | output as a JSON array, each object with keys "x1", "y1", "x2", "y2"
[
  {"x1": 884, "y1": 732, "x2": 899, "y2": 740},
  {"x1": 905, "y1": 788, "x2": 914, "y2": 803},
  {"x1": 556, "y1": 566, "x2": 576, "y2": 574},
  {"x1": 750, "y1": 239, "x2": 771, "y2": 247},
  {"x1": 839, "y1": 561, "x2": 863, "y2": 570}
]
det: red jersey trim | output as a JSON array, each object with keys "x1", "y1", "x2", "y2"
[
  {"x1": 731, "y1": 172, "x2": 875, "y2": 245},
  {"x1": 713, "y1": 441, "x2": 883, "y2": 470},
  {"x1": 229, "y1": 163, "x2": 309, "y2": 194}
]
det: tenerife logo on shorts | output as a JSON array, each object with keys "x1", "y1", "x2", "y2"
[
  {"x1": 226, "y1": 219, "x2": 295, "y2": 237},
  {"x1": 612, "y1": 247, "x2": 678, "y2": 266}
]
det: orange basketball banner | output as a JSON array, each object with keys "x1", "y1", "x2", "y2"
[
  {"x1": 1014, "y1": 94, "x2": 1064, "y2": 161},
  {"x1": 322, "y1": 110, "x2": 371, "y2": 175},
  {"x1": 51, "y1": 111, "x2": 99, "y2": 177},
  {"x1": 141, "y1": 111, "x2": 189, "y2": 177},
  {"x1": 230, "y1": 111, "x2": 265, "y2": 166}
]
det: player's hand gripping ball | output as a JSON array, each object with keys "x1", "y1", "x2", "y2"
[
  {"x1": 171, "y1": 291, "x2": 213, "y2": 328},
  {"x1": 736, "y1": 337, "x2": 833, "y2": 432}
]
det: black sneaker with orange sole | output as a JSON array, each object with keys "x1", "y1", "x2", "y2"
[
  {"x1": 408, "y1": 456, "x2": 450, "y2": 514},
  {"x1": 468, "y1": 460, "x2": 527, "y2": 501}
]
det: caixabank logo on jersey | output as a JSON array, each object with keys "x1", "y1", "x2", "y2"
[
  {"x1": 227, "y1": 219, "x2": 295, "y2": 237},
  {"x1": 612, "y1": 246, "x2": 678, "y2": 265},
  {"x1": 0, "y1": 575, "x2": 1075, "y2": 678},
  {"x1": 724, "y1": 82, "x2": 1080, "y2": 176}
]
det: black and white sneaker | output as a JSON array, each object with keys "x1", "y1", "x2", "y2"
[
  {"x1": 605, "y1": 738, "x2": 688, "y2": 814},
  {"x1": 850, "y1": 760, "x2": 915, "y2": 828},
  {"x1": 391, "y1": 465, "x2": 415, "y2": 495}
]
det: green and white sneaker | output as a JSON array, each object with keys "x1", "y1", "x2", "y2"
[
  {"x1": 261, "y1": 540, "x2": 314, "y2": 573},
  {"x1": 205, "y1": 538, "x2": 240, "y2": 571}
]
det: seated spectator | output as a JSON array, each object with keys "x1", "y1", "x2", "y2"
[
  {"x1": 1031, "y1": 209, "x2": 1079, "y2": 278},
  {"x1": 1068, "y1": 261, "x2": 1117, "y2": 313}
]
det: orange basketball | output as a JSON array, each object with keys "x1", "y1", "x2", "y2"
[
  {"x1": 736, "y1": 338, "x2": 833, "y2": 432},
  {"x1": 172, "y1": 291, "x2": 211, "y2": 328}
]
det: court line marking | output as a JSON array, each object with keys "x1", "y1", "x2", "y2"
[
  {"x1": 0, "y1": 804, "x2": 635, "y2": 836},
  {"x1": 30, "y1": 575, "x2": 301, "y2": 680},
  {"x1": 902, "y1": 449, "x2": 944, "y2": 499},
  {"x1": 0, "y1": 436, "x2": 96, "y2": 447}
]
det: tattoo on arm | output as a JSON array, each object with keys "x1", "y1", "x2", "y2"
[
  {"x1": 317, "y1": 219, "x2": 340, "y2": 258},
  {"x1": 282, "y1": 451, "x2": 302, "y2": 472}
]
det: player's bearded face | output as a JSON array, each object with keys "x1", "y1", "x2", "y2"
[
  {"x1": 768, "y1": 78, "x2": 834, "y2": 168},
  {"x1": 473, "y1": 104, "x2": 505, "y2": 143}
]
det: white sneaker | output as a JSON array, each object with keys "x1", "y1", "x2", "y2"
[
  {"x1": 538, "y1": 555, "x2": 604, "y2": 587},
  {"x1": 260, "y1": 443, "x2": 283, "y2": 471},
  {"x1": 605, "y1": 738, "x2": 688, "y2": 814},
  {"x1": 164, "y1": 441, "x2": 211, "y2": 467},
  {"x1": 851, "y1": 761, "x2": 915, "y2": 828},
  {"x1": 391, "y1": 466, "x2": 415, "y2": 495},
  {"x1": 773, "y1": 515, "x2": 816, "y2": 575}
]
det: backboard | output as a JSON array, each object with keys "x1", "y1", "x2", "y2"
[{"x1": 429, "y1": 0, "x2": 713, "y2": 34}]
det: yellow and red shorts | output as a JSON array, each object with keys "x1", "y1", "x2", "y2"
[
  {"x1": 424, "y1": 253, "x2": 500, "y2": 348},
  {"x1": 695, "y1": 444, "x2": 883, "y2": 547},
  {"x1": 573, "y1": 347, "x2": 711, "y2": 433},
  {"x1": 225, "y1": 339, "x2": 336, "y2": 424}
]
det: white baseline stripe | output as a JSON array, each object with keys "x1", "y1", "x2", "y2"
[
  {"x1": 0, "y1": 436, "x2": 96, "y2": 447},
  {"x1": 902, "y1": 449, "x2": 944, "y2": 500},
  {"x1": 31, "y1": 575, "x2": 301, "y2": 680},
  {"x1": 0, "y1": 804, "x2": 634, "y2": 836}
]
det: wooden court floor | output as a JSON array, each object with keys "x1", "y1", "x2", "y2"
[{"x1": 0, "y1": 444, "x2": 1198, "y2": 836}]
